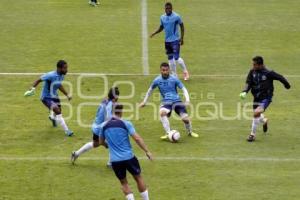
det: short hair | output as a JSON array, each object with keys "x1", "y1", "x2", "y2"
[
  {"x1": 108, "y1": 87, "x2": 120, "y2": 100},
  {"x1": 113, "y1": 103, "x2": 123, "y2": 115},
  {"x1": 57, "y1": 60, "x2": 67, "y2": 68},
  {"x1": 160, "y1": 62, "x2": 170, "y2": 68},
  {"x1": 252, "y1": 56, "x2": 264, "y2": 65},
  {"x1": 165, "y1": 2, "x2": 172, "y2": 7}
]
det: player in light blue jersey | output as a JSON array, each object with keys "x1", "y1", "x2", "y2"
[
  {"x1": 71, "y1": 87, "x2": 119, "y2": 165},
  {"x1": 96, "y1": 104, "x2": 152, "y2": 200},
  {"x1": 140, "y1": 62, "x2": 198, "y2": 139},
  {"x1": 150, "y1": 2, "x2": 190, "y2": 81},
  {"x1": 24, "y1": 60, "x2": 73, "y2": 136}
]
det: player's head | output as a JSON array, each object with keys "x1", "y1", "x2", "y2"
[
  {"x1": 160, "y1": 62, "x2": 170, "y2": 79},
  {"x1": 57, "y1": 60, "x2": 68, "y2": 75},
  {"x1": 108, "y1": 87, "x2": 120, "y2": 102},
  {"x1": 113, "y1": 103, "x2": 123, "y2": 117},
  {"x1": 165, "y1": 2, "x2": 173, "y2": 16},
  {"x1": 252, "y1": 56, "x2": 264, "y2": 70}
]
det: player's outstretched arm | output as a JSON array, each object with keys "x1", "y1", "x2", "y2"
[
  {"x1": 59, "y1": 85, "x2": 72, "y2": 101},
  {"x1": 139, "y1": 87, "x2": 154, "y2": 108},
  {"x1": 270, "y1": 71, "x2": 291, "y2": 89},
  {"x1": 150, "y1": 25, "x2": 163, "y2": 38},
  {"x1": 240, "y1": 71, "x2": 253, "y2": 99},
  {"x1": 24, "y1": 78, "x2": 42, "y2": 97},
  {"x1": 131, "y1": 133, "x2": 153, "y2": 160},
  {"x1": 182, "y1": 87, "x2": 190, "y2": 105}
]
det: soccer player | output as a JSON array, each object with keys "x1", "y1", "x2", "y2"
[
  {"x1": 24, "y1": 60, "x2": 73, "y2": 136},
  {"x1": 139, "y1": 62, "x2": 198, "y2": 139},
  {"x1": 240, "y1": 56, "x2": 291, "y2": 142},
  {"x1": 150, "y1": 2, "x2": 190, "y2": 81},
  {"x1": 71, "y1": 87, "x2": 120, "y2": 165},
  {"x1": 96, "y1": 104, "x2": 152, "y2": 200}
]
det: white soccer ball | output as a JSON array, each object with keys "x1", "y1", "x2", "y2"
[{"x1": 168, "y1": 130, "x2": 180, "y2": 142}]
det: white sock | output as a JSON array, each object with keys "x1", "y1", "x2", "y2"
[
  {"x1": 49, "y1": 110, "x2": 56, "y2": 120},
  {"x1": 184, "y1": 122, "x2": 192, "y2": 134},
  {"x1": 140, "y1": 190, "x2": 149, "y2": 200},
  {"x1": 160, "y1": 116, "x2": 171, "y2": 134},
  {"x1": 259, "y1": 114, "x2": 266, "y2": 124},
  {"x1": 75, "y1": 142, "x2": 93, "y2": 156},
  {"x1": 126, "y1": 193, "x2": 135, "y2": 200},
  {"x1": 251, "y1": 117, "x2": 260, "y2": 135},
  {"x1": 168, "y1": 59, "x2": 177, "y2": 75},
  {"x1": 177, "y1": 57, "x2": 187, "y2": 72},
  {"x1": 56, "y1": 114, "x2": 69, "y2": 131}
]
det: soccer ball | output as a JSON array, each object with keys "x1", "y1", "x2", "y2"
[{"x1": 168, "y1": 130, "x2": 180, "y2": 142}]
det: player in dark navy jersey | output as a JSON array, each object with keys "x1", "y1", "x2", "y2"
[{"x1": 240, "y1": 56, "x2": 291, "y2": 142}]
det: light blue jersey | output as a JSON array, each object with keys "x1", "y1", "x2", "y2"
[
  {"x1": 150, "y1": 75, "x2": 184, "y2": 103},
  {"x1": 40, "y1": 71, "x2": 64, "y2": 99},
  {"x1": 160, "y1": 12, "x2": 183, "y2": 42},
  {"x1": 92, "y1": 99, "x2": 113, "y2": 134},
  {"x1": 97, "y1": 117, "x2": 136, "y2": 162}
]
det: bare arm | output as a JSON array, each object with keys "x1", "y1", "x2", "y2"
[
  {"x1": 131, "y1": 133, "x2": 153, "y2": 160},
  {"x1": 32, "y1": 78, "x2": 42, "y2": 88},
  {"x1": 179, "y1": 23, "x2": 184, "y2": 45},
  {"x1": 59, "y1": 85, "x2": 72, "y2": 100},
  {"x1": 150, "y1": 25, "x2": 164, "y2": 38}
]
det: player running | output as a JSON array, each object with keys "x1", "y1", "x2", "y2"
[
  {"x1": 150, "y1": 2, "x2": 190, "y2": 81},
  {"x1": 240, "y1": 56, "x2": 291, "y2": 142},
  {"x1": 71, "y1": 87, "x2": 120, "y2": 165},
  {"x1": 96, "y1": 103, "x2": 152, "y2": 200},
  {"x1": 139, "y1": 62, "x2": 198, "y2": 139},
  {"x1": 24, "y1": 60, "x2": 73, "y2": 136}
]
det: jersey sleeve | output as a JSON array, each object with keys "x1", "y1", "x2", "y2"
[
  {"x1": 97, "y1": 123, "x2": 105, "y2": 139},
  {"x1": 150, "y1": 79, "x2": 158, "y2": 90},
  {"x1": 40, "y1": 72, "x2": 52, "y2": 81},
  {"x1": 160, "y1": 16, "x2": 164, "y2": 27},
  {"x1": 177, "y1": 14, "x2": 183, "y2": 24},
  {"x1": 243, "y1": 70, "x2": 253, "y2": 92},
  {"x1": 175, "y1": 78, "x2": 184, "y2": 89},
  {"x1": 124, "y1": 120, "x2": 136, "y2": 136},
  {"x1": 106, "y1": 101, "x2": 113, "y2": 120}
]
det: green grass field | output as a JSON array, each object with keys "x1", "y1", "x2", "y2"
[{"x1": 1, "y1": 0, "x2": 300, "y2": 199}]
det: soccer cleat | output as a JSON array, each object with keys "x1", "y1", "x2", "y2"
[
  {"x1": 65, "y1": 130, "x2": 74, "y2": 137},
  {"x1": 263, "y1": 118, "x2": 268, "y2": 133},
  {"x1": 183, "y1": 71, "x2": 190, "y2": 81},
  {"x1": 188, "y1": 132, "x2": 199, "y2": 138},
  {"x1": 247, "y1": 134, "x2": 256, "y2": 142},
  {"x1": 48, "y1": 116, "x2": 57, "y2": 127},
  {"x1": 95, "y1": 1, "x2": 100, "y2": 5},
  {"x1": 71, "y1": 151, "x2": 78, "y2": 165},
  {"x1": 88, "y1": 1, "x2": 97, "y2": 6},
  {"x1": 160, "y1": 135, "x2": 168, "y2": 140}
]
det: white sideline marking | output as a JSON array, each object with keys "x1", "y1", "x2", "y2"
[
  {"x1": 141, "y1": 0, "x2": 149, "y2": 75},
  {"x1": 0, "y1": 72, "x2": 299, "y2": 78},
  {"x1": 0, "y1": 156, "x2": 299, "y2": 162}
]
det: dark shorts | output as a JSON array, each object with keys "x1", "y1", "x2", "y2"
[
  {"x1": 111, "y1": 156, "x2": 141, "y2": 180},
  {"x1": 161, "y1": 102, "x2": 188, "y2": 117},
  {"x1": 41, "y1": 97, "x2": 61, "y2": 110},
  {"x1": 253, "y1": 98, "x2": 272, "y2": 111},
  {"x1": 165, "y1": 40, "x2": 180, "y2": 60}
]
